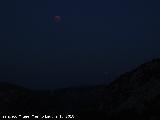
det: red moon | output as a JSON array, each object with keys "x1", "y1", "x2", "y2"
[{"x1": 53, "y1": 16, "x2": 61, "y2": 23}]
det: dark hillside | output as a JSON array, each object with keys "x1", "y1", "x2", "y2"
[{"x1": 0, "y1": 58, "x2": 160, "y2": 119}]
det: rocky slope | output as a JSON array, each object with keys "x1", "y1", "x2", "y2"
[{"x1": 104, "y1": 58, "x2": 160, "y2": 119}]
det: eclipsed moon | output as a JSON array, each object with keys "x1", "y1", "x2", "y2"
[{"x1": 53, "y1": 16, "x2": 61, "y2": 23}]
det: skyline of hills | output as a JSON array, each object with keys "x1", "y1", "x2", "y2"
[{"x1": 0, "y1": 58, "x2": 160, "y2": 119}]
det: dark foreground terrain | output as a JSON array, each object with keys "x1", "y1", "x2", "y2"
[{"x1": 0, "y1": 58, "x2": 160, "y2": 120}]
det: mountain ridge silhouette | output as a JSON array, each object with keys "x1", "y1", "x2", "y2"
[{"x1": 0, "y1": 58, "x2": 160, "y2": 119}]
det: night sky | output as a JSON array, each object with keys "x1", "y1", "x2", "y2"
[{"x1": 0, "y1": 0, "x2": 160, "y2": 89}]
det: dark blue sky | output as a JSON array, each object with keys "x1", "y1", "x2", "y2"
[{"x1": 0, "y1": 0, "x2": 160, "y2": 89}]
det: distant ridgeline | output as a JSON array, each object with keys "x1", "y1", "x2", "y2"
[{"x1": 0, "y1": 58, "x2": 160, "y2": 119}]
